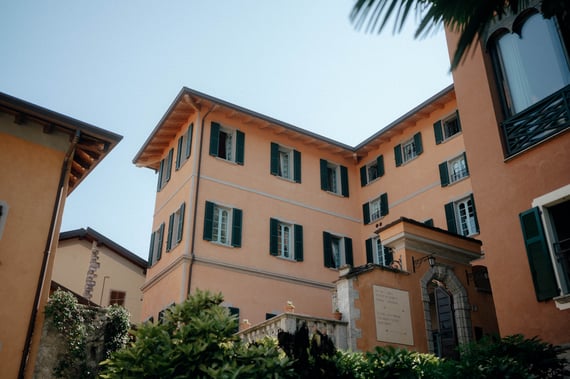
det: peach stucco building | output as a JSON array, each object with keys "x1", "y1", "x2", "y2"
[
  {"x1": 0, "y1": 93, "x2": 121, "y2": 378},
  {"x1": 444, "y1": 4, "x2": 570, "y2": 345},
  {"x1": 134, "y1": 85, "x2": 499, "y2": 355},
  {"x1": 55, "y1": 227, "x2": 147, "y2": 323}
]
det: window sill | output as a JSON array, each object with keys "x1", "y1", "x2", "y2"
[
  {"x1": 447, "y1": 175, "x2": 470, "y2": 187},
  {"x1": 400, "y1": 155, "x2": 419, "y2": 166},
  {"x1": 273, "y1": 174, "x2": 296, "y2": 184},
  {"x1": 209, "y1": 241, "x2": 234, "y2": 248},
  {"x1": 440, "y1": 132, "x2": 462, "y2": 144},
  {"x1": 554, "y1": 294, "x2": 570, "y2": 310}
]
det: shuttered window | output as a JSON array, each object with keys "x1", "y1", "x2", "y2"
[
  {"x1": 323, "y1": 232, "x2": 353, "y2": 268},
  {"x1": 362, "y1": 193, "x2": 388, "y2": 224},
  {"x1": 269, "y1": 218, "x2": 303, "y2": 261},
  {"x1": 270, "y1": 142, "x2": 301, "y2": 183},
  {"x1": 203, "y1": 201, "x2": 243, "y2": 248},
  {"x1": 209, "y1": 122, "x2": 245, "y2": 165},
  {"x1": 320, "y1": 159, "x2": 349, "y2": 197}
]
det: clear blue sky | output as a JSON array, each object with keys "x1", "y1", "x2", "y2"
[{"x1": 0, "y1": 1, "x2": 452, "y2": 259}]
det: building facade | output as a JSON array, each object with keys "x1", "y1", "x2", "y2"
[
  {"x1": 134, "y1": 85, "x2": 499, "y2": 354},
  {"x1": 444, "y1": 4, "x2": 570, "y2": 344},
  {"x1": 55, "y1": 227, "x2": 147, "y2": 323},
  {"x1": 0, "y1": 93, "x2": 121, "y2": 378}
]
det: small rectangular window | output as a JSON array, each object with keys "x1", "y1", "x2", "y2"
[
  {"x1": 269, "y1": 218, "x2": 303, "y2": 261},
  {"x1": 109, "y1": 290, "x2": 126, "y2": 306},
  {"x1": 445, "y1": 195, "x2": 479, "y2": 237},
  {"x1": 395, "y1": 133, "x2": 422, "y2": 166},
  {"x1": 320, "y1": 159, "x2": 349, "y2": 196},
  {"x1": 204, "y1": 201, "x2": 243, "y2": 247},
  {"x1": 434, "y1": 110, "x2": 462, "y2": 144},
  {"x1": 366, "y1": 237, "x2": 394, "y2": 266},
  {"x1": 209, "y1": 122, "x2": 245, "y2": 165},
  {"x1": 362, "y1": 193, "x2": 388, "y2": 224},
  {"x1": 440, "y1": 153, "x2": 470, "y2": 187},
  {"x1": 270, "y1": 143, "x2": 301, "y2": 182},
  {"x1": 323, "y1": 232, "x2": 353, "y2": 269}
]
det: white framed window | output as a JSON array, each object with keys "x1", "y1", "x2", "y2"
[
  {"x1": 166, "y1": 203, "x2": 186, "y2": 251},
  {"x1": 320, "y1": 159, "x2": 349, "y2": 197},
  {"x1": 204, "y1": 201, "x2": 243, "y2": 247},
  {"x1": 0, "y1": 200, "x2": 8, "y2": 240},
  {"x1": 327, "y1": 163, "x2": 338, "y2": 193},
  {"x1": 323, "y1": 232, "x2": 353, "y2": 269},
  {"x1": 434, "y1": 111, "x2": 462, "y2": 145},
  {"x1": 176, "y1": 123, "x2": 193, "y2": 170},
  {"x1": 394, "y1": 132, "x2": 423, "y2": 166},
  {"x1": 209, "y1": 122, "x2": 245, "y2": 165},
  {"x1": 277, "y1": 222, "x2": 292, "y2": 258},
  {"x1": 440, "y1": 153, "x2": 470, "y2": 187},
  {"x1": 269, "y1": 218, "x2": 303, "y2": 261},
  {"x1": 148, "y1": 223, "x2": 165, "y2": 266},
  {"x1": 362, "y1": 193, "x2": 388, "y2": 225},
  {"x1": 360, "y1": 155, "x2": 385, "y2": 186},
  {"x1": 369, "y1": 197, "x2": 382, "y2": 221},
  {"x1": 270, "y1": 143, "x2": 302, "y2": 182},
  {"x1": 402, "y1": 139, "x2": 417, "y2": 162},
  {"x1": 366, "y1": 237, "x2": 394, "y2": 266},
  {"x1": 445, "y1": 195, "x2": 479, "y2": 237}
]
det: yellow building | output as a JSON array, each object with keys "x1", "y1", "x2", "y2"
[
  {"x1": 134, "y1": 86, "x2": 499, "y2": 354},
  {"x1": 0, "y1": 92, "x2": 121, "y2": 378},
  {"x1": 55, "y1": 227, "x2": 147, "y2": 323}
]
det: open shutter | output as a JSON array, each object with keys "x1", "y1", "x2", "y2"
[
  {"x1": 166, "y1": 213, "x2": 175, "y2": 251},
  {"x1": 231, "y1": 208, "x2": 243, "y2": 247},
  {"x1": 360, "y1": 166, "x2": 367, "y2": 187},
  {"x1": 270, "y1": 143, "x2": 279, "y2": 175},
  {"x1": 235, "y1": 130, "x2": 245, "y2": 165},
  {"x1": 455, "y1": 110, "x2": 462, "y2": 132},
  {"x1": 414, "y1": 132, "x2": 423, "y2": 155},
  {"x1": 203, "y1": 201, "x2": 214, "y2": 241},
  {"x1": 362, "y1": 203, "x2": 371, "y2": 225},
  {"x1": 433, "y1": 120, "x2": 443, "y2": 144},
  {"x1": 519, "y1": 207, "x2": 559, "y2": 301},
  {"x1": 209, "y1": 122, "x2": 220, "y2": 156},
  {"x1": 344, "y1": 237, "x2": 353, "y2": 266},
  {"x1": 463, "y1": 152, "x2": 469, "y2": 176},
  {"x1": 185, "y1": 123, "x2": 193, "y2": 158},
  {"x1": 156, "y1": 159, "x2": 164, "y2": 192},
  {"x1": 320, "y1": 159, "x2": 328, "y2": 191},
  {"x1": 470, "y1": 194, "x2": 480, "y2": 233},
  {"x1": 383, "y1": 246, "x2": 393, "y2": 266},
  {"x1": 394, "y1": 145, "x2": 403, "y2": 167},
  {"x1": 176, "y1": 136, "x2": 183, "y2": 170},
  {"x1": 323, "y1": 231, "x2": 333, "y2": 268},
  {"x1": 445, "y1": 202, "x2": 457, "y2": 234},
  {"x1": 424, "y1": 219, "x2": 434, "y2": 227},
  {"x1": 377, "y1": 155, "x2": 385, "y2": 177},
  {"x1": 148, "y1": 232, "x2": 156, "y2": 266},
  {"x1": 165, "y1": 149, "x2": 174, "y2": 183},
  {"x1": 294, "y1": 224, "x2": 303, "y2": 261},
  {"x1": 177, "y1": 203, "x2": 185, "y2": 243},
  {"x1": 380, "y1": 193, "x2": 389, "y2": 216},
  {"x1": 365, "y1": 238, "x2": 373, "y2": 264},
  {"x1": 340, "y1": 165, "x2": 349, "y2": 197},
  {"x1": 293, "y1": 150, "x2": 301, "y2": 183},
  {"x1": 269, "y1": 218, "x2": 279, "y2": 256},
  {"x1": 439, "y1": 162, "x2": 449, "y2": 187},
  {"x1": 156, "y1": 223, "x2": 164, "y2": 261}
]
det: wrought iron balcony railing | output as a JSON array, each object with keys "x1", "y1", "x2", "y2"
[{"x1": 501, "y1": 84, "x2": 570, "y2": 157}]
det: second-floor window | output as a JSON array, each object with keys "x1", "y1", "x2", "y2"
[
  {"x1": 270, "y1": 142, "x2": 301, "y2": 182},
  {"x1": 323, "y1": 232, "x2": 353, "y2": 269},
  {"x1": 439, "y1": 153, "x2": 470, "y2": 187},
  {"x1": 360, "y1": 155, "x2": 384, "y2": 186},
  {"x1": 363, "y1": 193, "x2": 388, "y2": 224},
  {"x1": 209, "y1": 122, "x2": 245, "y2": 164},
  {"x1": 445, "y1": 195, "x2": 479, "y2": 237},
  {"x1": 394, "y1": 132, "x2": 423, "y2": 166},
  {"x1": 203, "y1": 201, "x2": 242, "y2": 247},
  {"x1": 434, "y1": 111, "x2": 462, "y2": 144},
  {"x1": 269, "y1": 218, "x2": 303, "y2": 261},
  {"x1": 320, "y1": 159, "x2": 349, "y2": 197}
]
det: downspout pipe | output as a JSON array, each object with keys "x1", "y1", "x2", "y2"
[{"x1": 18, "y1": 130, "x2": 80, "y2": 379}]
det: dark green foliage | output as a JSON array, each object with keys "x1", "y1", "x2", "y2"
[{"x1": 100, "y1": 289, "x2": 294, "y2": 379}]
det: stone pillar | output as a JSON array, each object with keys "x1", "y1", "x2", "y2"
[{"x1": 336, "y1": 267, "x2": 361, "y2": 351}]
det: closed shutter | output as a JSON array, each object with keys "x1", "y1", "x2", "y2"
[
  {"x1": 231, "y1": 208, "x2": 243, "y2": 247},
  {"x1": 519, "y1": 208, "x2": 559, "y2": 301},
  {"x1": 209, "y1": 122, "x2": 220, "y2": 156},
  {"x1": 394, "y1": 145, "x2": 403, "y2": 167},
  {"x1": 156, "y1": 223, "x2": 164, "y2": 261},
  {"x1": 424, "y1": 219, "x2": 434, "y2": 227},
  {"x1": 166, "y1": 213, "x2": 175, "y2": 251},
  {"x1": 165, "y1": 149, "x2": 173, "y2": 183},
  {"x1": 320, "y1": 159, "x2": 328, "y2": 191},
  {"x1": 360, "y1": 165, "x2": 367, "y2": 187},
  {"x1": 269, "y1": 218, "x2": 279, "y2": 256},
  {"x1": 176, "y1": 136, "x2": 183, "y2": 170},
  {"x1": 185, "y1": 123, "x2": 193, "y2": 158},
  {"x1": 365, "y1": 238, "x2": 373, "y2": 264},
  {"x1": 445, "y1": 202, "x2": 457, "y2": 234},
  {"x1": 439, "y1": 162, "x2": 449, "y2": 187},
  {"x1": 470, "y1": 194, "x2": 480, "y2": 233},
  {"x1": 377, "y1": 155, "x2": 385, "y2": 177},
  {"x1": 270, "y1": 143, "x2": 279, "y2": 175},
  {"x1": 463, "y1": 152, "x2": 469, "y2": 176},
  {"x1": 157, "y1": 159, "x2": 164, "y2": 192},
  {"x1": 235, "y1": 130, "x2": 245, "y2": 165},
  {"x1": 383, "y1": 246, "x2": 393, "y2": 266},
  {"x1": 177, "y1": 203, "x2": 185, "y2": 243},
  {"x1": 433, "y1": 120, "x2": 443, "y2": 144},
  {"x1": 414, "y1": 132, "x2": 423, "y2": 155},
  {"x1": 323, "y1": 231, "x2": 333, "y2": 268},
  {"x1": 362, "y1": 203, "x2": 371, "y2": 225},
  {"x1": 203, "y1": 201, "x2": 214, "y2": 241},
  {"x1": 345, "y1": 237, "x2": 353, "y2": 266},
  {"x1": 294, "y1": 224, "x2": 303, "y2": 261},
  {"x1": 293, "y1": 150, "x2": 301, "y2": 183},
  {"x1": 148, "y1": 232, "x2": 155, "y2": 266},
  {"x1": 380, "y1": 193, "x2": 389, "y2": 216},
  {"x1": 340, "y1": 165, "x2": 349, "y2": 197}
]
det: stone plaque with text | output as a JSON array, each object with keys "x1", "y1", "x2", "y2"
[{"x1": 373, "y1": 285, "x2": 413, "y2": 345}]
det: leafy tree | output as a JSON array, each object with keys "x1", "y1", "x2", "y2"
[
  {"x1": 350, "y1": 0, "x2": 570, "y2": 69},
  {"x1": 100, "y1": 289, "x2": 293, "y2": 379}
]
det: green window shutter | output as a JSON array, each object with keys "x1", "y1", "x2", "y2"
[
  {"x1": 445, "y1": 202, "x2": 457, "y2": 234},
  {"x1": 269, "y1": 218, "x2": 279, "y2": 256},
  {"x1": 414, "y1": 132, "x2": 423, "y2": 155},
  {"x1": 365, "y1": 238, "x2": 373, "y2": 264},
  {"x1": 165, "y1": 149, "x2": 174, "y2": 183},
  {"x1": 340, "y1": 165, "x2": 349, "y2": 197},
  {"x1": 157, "y1": 223, "x2": 164, "y2": 261},
  {"x1": 156, "y1": 159, "x2": 164, "y2": 192},
  {"x1": 235, "y1": 130, "x2": 245, "y2": 165},
  {"x1": 166, "y1": 213, "x2": 175, "y2": 251},
  {"x1": 455, "y1": 110, "x2": 462, "y2": 132},
  {"x1": 148, "y1": 231, "x2": 155, "y2": 266},
  {"x1": 176, "y1": 136, "x2": 183, "y2": 170},
  {"x1": 519, "y1": 207, "x2": 559, "y2": 301},
  {"x1": 360, "y1": 165, "x2": 367, "y2": 187},
  {"x1": 377, "y1": 155, "x2": 385, "y2": 177},
  {"x1": 177, "y1": 203, "x2": 185, "y2": 243},
  {"x1": 345, "y1": 237, "x2": 353, "y2": 266},
  {"x1": 228, "y1": 306, "x2": 240, "y2": 333},
  {"x1": 433, "y1": 120, "x2": 443, "y2": 144},
  {"x1": 186, "y1": 123, "x2": 193, "y2": 158},
  {"x1": 383, "y1": 246, "x2": 393, "y2": 266},
  {"x1": 270, "y1": 143, "x2": 279, "y2": 175},
  {"x1": 203, "y1": 201, "x2": 214, "y2": 241},
  {"x1": 323, "y1": 231, "x2": 333, "y2": 268},
  {"x1": 470, "y1": 194, "x2": 480, "y2": 233},
  {"x1": 293, "y1": 150, "x2": 302, "y2": 183},
  {"x1": 424, "y1": 218, "x2": 434, "y2": 227},
  {"x1": 380, "y1": 193, "x2": 389, "y2": 216},
  {"x1": 294, "y1": 224, "x2": 303, "y2": 261},
  {"x1": 209, "y1": 122, "x2": 220, "y2": 156},
  {"x1": 463, "y1": 152, "x2": 470, "y2": 176},
  {"x1": 231, "y1": 208, "x2": 243, "y2": 247},
  {"x1": 362, "y1": 203, "x2": 371, "y2": 225},
  {"x1": 439, "y1": 162, "x2": 449, "y2": 187},
  {"x1": 320, "y1": 159, "x2": 328, "y2": 191},
  {"x1": 394, "y1": 145, "x2": 403, "y2": 167}
]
